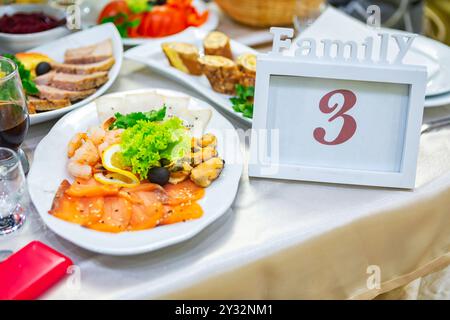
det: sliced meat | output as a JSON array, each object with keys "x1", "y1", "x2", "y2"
[
  {"x1": 52, "y1": 72, "x2": 108, "y2": 91},
  {"x1": 35, "y1": 71, "x2": 108, "y2": 91},
  {"x1": 28, "y1": 96, "x2": 71, "y2": 112},
  {"x1": 34, "y1": 71, "x2": 56, "y2": 86},
  {"x1": 50, "y1": 57, "x2": 115, "y2": 75},
  {"x1": 36, "y1": 85, "x2": 96, "y2": 102},
  {"x1": 64, "y1": 39, "x2": 113, "y2": 64}
]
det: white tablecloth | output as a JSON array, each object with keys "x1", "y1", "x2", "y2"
[{"x1": 1, "y1": 57, "x2": 450, "y2": 299}]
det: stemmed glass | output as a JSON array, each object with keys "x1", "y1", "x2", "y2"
[
  {"x1": 0, "y1": 56, "x2": 30, "y2": 174},
  {"x1": 293, "y1": 0, "x2": 327, "y2": 34}
]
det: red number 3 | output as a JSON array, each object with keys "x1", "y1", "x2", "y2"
[{"x1": 313, "y1": 89, "x2": 357, "y2": 146}]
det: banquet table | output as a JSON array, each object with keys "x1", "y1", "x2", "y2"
[{"x1": 2, "y1": 6, "x2": 450, "y2": 298}]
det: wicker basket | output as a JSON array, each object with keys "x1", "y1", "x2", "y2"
[{"x1": 214, "y1": 0, "x2": 324, "y2": 27}]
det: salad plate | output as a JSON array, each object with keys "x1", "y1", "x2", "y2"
[
  {"x1": 85, "y1": 0, "x2": 218, "y2": 47},
  {"x1": 125, "y1": 29, "x2": 256, "y2": 125},
  {"x1": 28, "y1": 88, "x2": 243, "y2": 256},
  {"x1": 27, "y1": 23, "x2": 123, "y2": 125}
]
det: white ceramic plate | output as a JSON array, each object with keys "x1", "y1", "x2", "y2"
[
  {"x1": 425, "y1": 91, "x2": 450, "y2": 108},
  {"x1": 28, "y1": 88, "x2": 243, "y2": 256},
  {"x1": 125, "y1": 29, "x2": 256, "y2": 125},
  {"x1": 83, "y1": 0, "x2": 218, "y2": 47},
  {"x1": 28, "y1": 23, "x2": 123, "y2": 125},
  {"x1": 0, "y1": 4, "x2": 70, "y2": 53},
  {"x1": 380, "y1": 28, "x2": 450, "y2": 98}
]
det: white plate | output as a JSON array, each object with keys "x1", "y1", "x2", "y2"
[
  {"x1": 413, "y1": 35, "x2": 450, "y2": 97},
  {"x1": 425, "y1": 91, "x2": 450, "y2": 108},
  {"x1": 84, "y1": 0, "x2": 218, "y2": 47},
  {"x1": 380, "y1": 28, "x2": 450, "y2": 97},
  {"x1": 28, "y1": 23, "x2": 123, "y2": 125},
  {"x1": 125, "y1": 29, "x2": 256, "y2": 125},
  {"x1": 28, "y1": 88, "x2": 243, "y2": 256}
]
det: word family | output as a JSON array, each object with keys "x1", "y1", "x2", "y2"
[{"x1": 270, "y1": 27, "x2": 416, "y2": 65}]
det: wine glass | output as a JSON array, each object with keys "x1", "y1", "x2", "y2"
[
  {"x1": 293, "y1": 0, "x2": 327, "y2": 34},
  {"x1": 0, "y1": 56, "x2": 30, "y2": 174}
]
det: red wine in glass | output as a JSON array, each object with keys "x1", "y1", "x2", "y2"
[{"x1": 0, "y1": 56, "x2": 30, "y2": 172}]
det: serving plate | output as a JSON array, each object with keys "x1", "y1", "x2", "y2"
[
  {"x1": 125, "y1": 29, "x2": 256, "y2": 125},
  {"x1": 83, "y1": 0, "x2": 218, "y2": 47},
  {"x1": 28, "y1": 88, "x2": 243, "y2": 256},
  {"x1": 28, "y1": 23, "x2": 123, "y2": 125}
]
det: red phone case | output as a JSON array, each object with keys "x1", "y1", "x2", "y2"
[{"x1": 0, "y1": 241, "x2": 73, "y2": 300}]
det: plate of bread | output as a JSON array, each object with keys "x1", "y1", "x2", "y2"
[
  {"x1": 124, "y1": 29, "x2": 257, "y2": 124},
  {"x1": 23, "y1": 23, "x2": 123, "y2": 125}
]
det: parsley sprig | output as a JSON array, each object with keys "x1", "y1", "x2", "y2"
[
  {"x1": 1, "y1": 54, "x2": 39, "y2": 96},
  {"x1": 230, "y1": 84, "x2": 254, "y2": 119},
  {"x1": 101, "y1": 13, "x2": 141, "y2": 38},
  {"x1": 110, "y1": 106, "x2": 167, "y2": 129}
]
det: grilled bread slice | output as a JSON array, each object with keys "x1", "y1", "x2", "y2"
[
  {"x1": 198, "y1": 55, "x2": 240, "y2": 95},
  {"x1": 237, "y1": 53, "x2": 257, "y2": 87},
  {"x1": 162, "y1": 42, "x2": 202, "y2": 75},
  {"x1": 50, "y1": 57, "x2": 115, "y2": 75},
  {"x1": 203, "y1": 31, "x2": 232, "y2": 59},
  {"x1": 64, "y1": 39, "x2": 113, "y2": 64}
]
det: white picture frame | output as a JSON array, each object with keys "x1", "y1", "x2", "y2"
[{"x1": 249, "y1": 53, "x2": 427, "y2": 189}]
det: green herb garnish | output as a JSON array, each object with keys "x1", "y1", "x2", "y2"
[
  {"x1": 101, "y1": 13, "x2": 141, "y2": 38},
  {"x1": 126, "y1": 0, "x2": 153, "y2": 14},
  {"x1": 230, "y1": 84, "x2": 254, "y2": 119},
  {"x1": 1, "y1": 54, "x2": 39, "y2": 96},
  {"x1": 110, "y1": 106, "x2": 167, "y2": 129}
]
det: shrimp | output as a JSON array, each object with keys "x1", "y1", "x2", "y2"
[
  {"x1": 87, "y1": 126, "x2": 106, "y2": 146},
  {"x1": 98, "y1": 129, "x2": 124, "y2": 155},
  {"x1": 71, "y1": 140, "x2": 99, "y2": 166},
  {"x1": 67, "y1": 133, "x2": 88, "y2": 158},
  {"x1": 67, "y1": 161, "x2": 93, "y2": 180}
]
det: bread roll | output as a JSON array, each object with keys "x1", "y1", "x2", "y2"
[
  {"x1": 199, "y1": 55, "x2": 241, "y2": 95},
  {"x1": 162, "y1": 42, "x2": 202, "y2": 75},
  {"x1": 203, "y1": 31, "x2": 233, "y2": 59},
  {"x1": 237, "y1": 53, "x2": 257, "y2": 87}
]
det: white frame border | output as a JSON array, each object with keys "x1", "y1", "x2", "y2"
[{"x1": 249, "y1": 54, "x2": 427, "y2": 189}]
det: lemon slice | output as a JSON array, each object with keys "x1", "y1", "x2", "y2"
[
  {"x1": 0, "y1": 71, "x2": 6, "y2": 79},
  {"x1": 94, "y1": 172, "x2": 139, "y2": 188},
  {"x1": 97, "y1": 144, "x2": 140, "y2": 188}
]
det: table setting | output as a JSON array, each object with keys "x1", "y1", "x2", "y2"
[{"x1": 0, "y1": 0, "x2": 449, "y2": 301}]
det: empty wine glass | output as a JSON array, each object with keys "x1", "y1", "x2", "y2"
[
  {"x1": 293, "y1": 0, "x2": 327, "y2": 34},
  {"x1": 0, "y1": 147, "x2": 27, "y2": 235},
  {"x1": 0, "y1": 56, "x2": 30, "y2": 174}
]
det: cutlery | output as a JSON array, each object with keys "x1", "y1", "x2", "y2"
[{"x1": 421, "y1": 115, "x2": 450, "y2": 134}]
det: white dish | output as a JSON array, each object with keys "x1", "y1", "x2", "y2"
[
  {"x1": 411, "y1": 34, "x2": 450, "y2": 97},
  {"x1": 0, "y1": 4, "x2": 70, "y2": 53},
  {"x1": 125, "y1": 29, "x2": 256, "y2": 125},
  {"x1": 28, "y1": 88, "x2": 243, "y2": 256},
  {"x1": 379, "y1": 27, "x2": 450, "y2": 97},
  {"x1": 27, "y1": 23, "x2": 123, "y2": 125},
  {"x1": 84, "y1": 0, "x2": 218, "y2": 47},
  {"x1": 425, "y1": 91, "x2": 450, "y2": 108}
]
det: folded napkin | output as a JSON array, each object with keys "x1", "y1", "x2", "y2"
[{"x1": 286, "y1": 7, "x2": 439, "y2": 81}]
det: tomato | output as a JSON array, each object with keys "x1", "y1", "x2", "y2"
[
  {"x1": 140, "y1": 6, "x2": 187, "y2": 38},
  {"x1": 97, "y1": 0, "x2": 130, "y2": 24}
]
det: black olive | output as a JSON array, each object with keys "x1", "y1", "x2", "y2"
[
  {"x1": 148, "y1": 167, "x2": 170, "y2": 186},
  {"x1": 35, "y1": 62, "x2": 51, "y2": 76}
]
